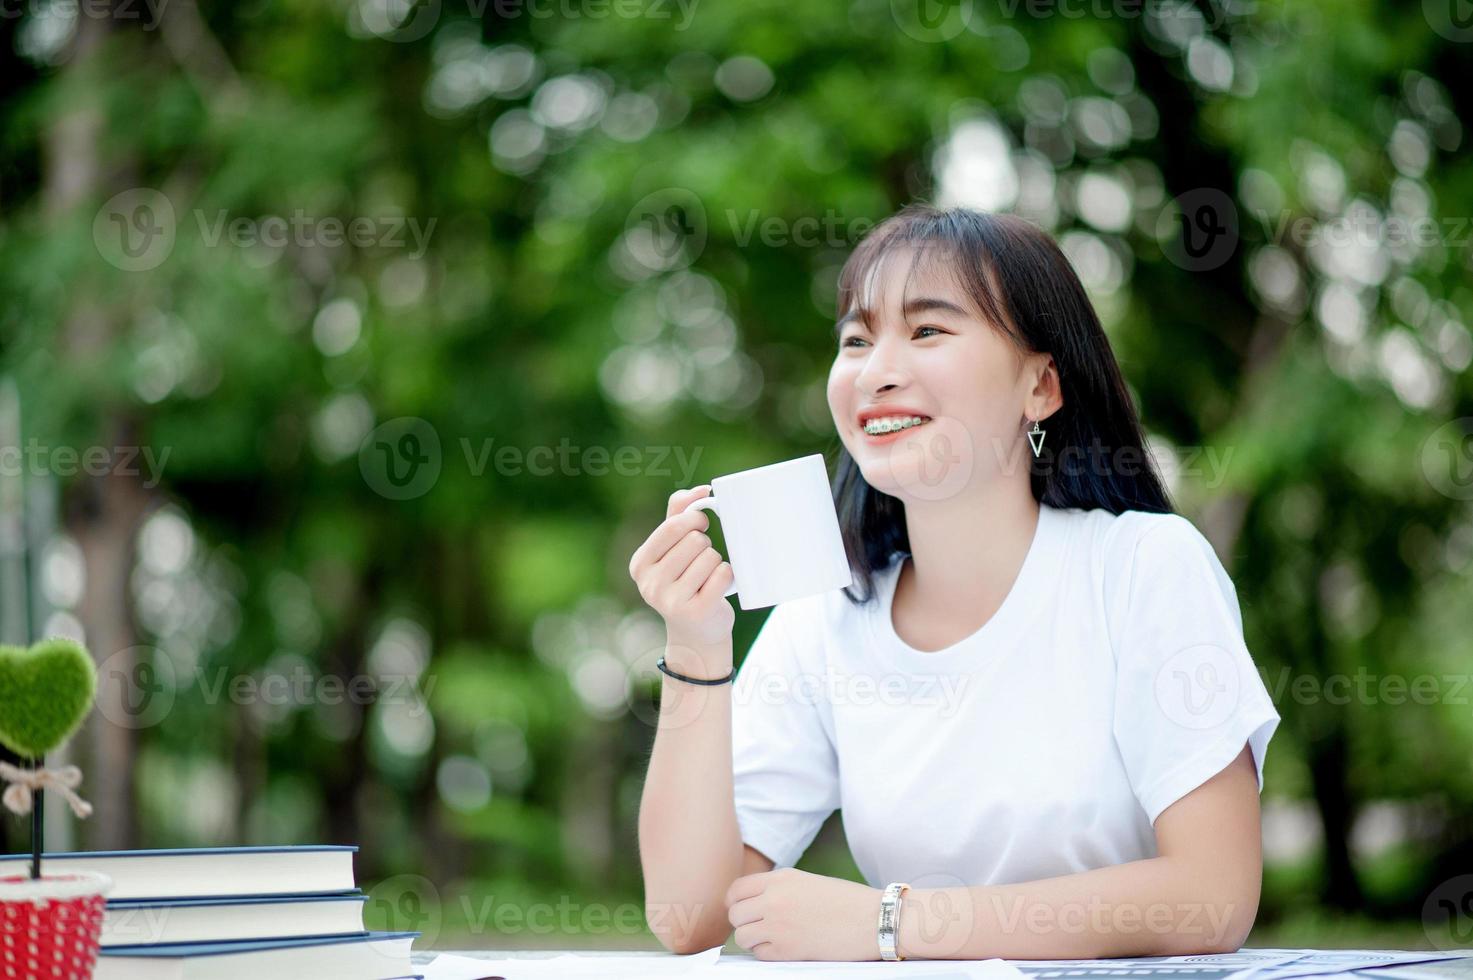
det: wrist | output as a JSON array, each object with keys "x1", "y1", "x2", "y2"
[
  {"x1": 656, "y1": 655, "x2": 733, "y2": 685},
  {"x1": 663, "y1": 631, "x2": 731, "y2": 669},
  {"x1": 878, "y1": 881, "x2": 910, "y2": 961}
]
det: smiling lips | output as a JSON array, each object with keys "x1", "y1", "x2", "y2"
[{"x1": 858, "y1": 409, "x2": 934, "y2": 438}]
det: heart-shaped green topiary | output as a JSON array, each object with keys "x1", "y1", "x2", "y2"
[{"x1": 0, "y1": 638, "x2": 97, "y2": 759}]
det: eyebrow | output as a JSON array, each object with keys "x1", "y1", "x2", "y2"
[{"x1": 833, "y1": 297, "x2": 972, "y2": 338}]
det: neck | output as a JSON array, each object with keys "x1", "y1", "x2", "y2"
[{"x1": 900, "y1": 478, "x2": 1041, "y2": 609}]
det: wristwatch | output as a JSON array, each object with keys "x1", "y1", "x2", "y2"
[{"x1": 877, "y1": 881, "x2": 910, "y2": 961}]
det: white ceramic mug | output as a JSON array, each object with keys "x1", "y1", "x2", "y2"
[{"x1": 684, "y1": 453, "x2": 853, "y2": 610}]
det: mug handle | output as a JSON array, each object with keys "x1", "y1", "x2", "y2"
[{"x1": 685, "y1": 497, "x2": 739, "y2": 597}]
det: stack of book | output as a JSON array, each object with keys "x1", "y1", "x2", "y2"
[{"x1": 0, "y1": 845, "x2": 420, "y2": 979}]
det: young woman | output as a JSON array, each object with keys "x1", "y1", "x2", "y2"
[{"x1": 630, "y1": 205, "x2": 1280, "y2": 962}]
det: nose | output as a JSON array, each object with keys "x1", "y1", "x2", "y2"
[{"x1": 854, "y1": 333, "x2": 910, "y2": 396}]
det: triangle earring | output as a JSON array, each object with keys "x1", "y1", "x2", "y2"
[{"x1": 1027, "y1": 418, "x2": 1046, "y2": 458}]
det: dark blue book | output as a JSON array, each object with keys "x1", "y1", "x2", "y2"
[
  {"x1": 0, "y1": 845, "x2": 357, "y2": 900},
  {"x1": 94, "y1": 930, "x2": 418, "y2": 980},
  {"x1": 102, "y1": 890, "x2": 369, "y2": 946}
]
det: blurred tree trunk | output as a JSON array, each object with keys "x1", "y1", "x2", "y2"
[
  {"x1": 562, "y1": 721, "x2": 617, "y2": 888},
  {"x1": 45, "y1": 7, "x2": 153, "y2": 851},
  {"x1": 230, "y1": 704, "x2": 261, "y2": 842},
  {"x1": 69, "y1": 433, "x2": 151, "y2": 850},
  {"x1": 1128, "y1": 19, "x2": 1373, "y2": 913},
  {"x1": 1307, "y1": 726, "x2": 1363, "y2": 909},
  {"x1": 321, "y1": 566, "x2": 380, "y2": 852},
  {"x1": 1305, "y1": 519, "x2": 1363, "y2": 910}
]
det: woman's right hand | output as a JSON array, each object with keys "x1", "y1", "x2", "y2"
[{"x1": 628, "y1": 485, "x2": 736, "y2": 662}]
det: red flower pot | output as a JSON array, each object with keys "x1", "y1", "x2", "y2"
[{"x1": 0, "y1": 872, "x2": 112, "y2": 980}]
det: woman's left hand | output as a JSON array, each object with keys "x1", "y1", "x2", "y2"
[{"x1": 725, "y1": 867, "x2": 884, "y2": 961}]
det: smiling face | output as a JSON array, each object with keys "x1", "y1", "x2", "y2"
[{"x1": 826, "y1": 243, "x2": 1053, "y2": 502}]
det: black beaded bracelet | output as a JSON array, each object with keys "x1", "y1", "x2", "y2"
[{"x1": 656, "y1": 656, "x2": 734, "y2": 686}]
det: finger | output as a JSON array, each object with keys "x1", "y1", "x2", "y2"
[
  {"x1": 725, "y1": 872, "x2": 768, "y2": 907},
  {"x1": 673, "y1": 547, "x2": 723, "y2": 601},
  {"x1": 726, "y1": 896, "x2": 762, "y2": 928},
  {"x1": 630, "y1": 510, "x2": 711, "y2": 577},
  {"x1": 695, "y1": 559, "x2": 734, "y2": 600},
  {"x1": 732, "y1": 922, "x2": 766, "y2": 951},
  {"x1": 665, "y1": 484, "x2": 712, "y2": 520},
  {"x1": 654, "y1": 529, "x2": 712, "y2": 586}
]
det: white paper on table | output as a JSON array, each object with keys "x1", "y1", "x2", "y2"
[
  {"x1": 997, "y1": 949, "x2": 1473, "y2": 980},
  {"x1": 1349, "y1": 961, "x2": 1473, "y2": 980},
  {"x1": 419, "y1": 945, "x2": 723, "y2": 979},
  {"x1": 991, "y1": 950, "x2": 1307, "y2": 980},
  {"x1": 711, "y1": 956, "x2": 1027, "y2": 979},
  {"x1": 1220, "y1": 950, "x2": 1473, "y2": 980}
]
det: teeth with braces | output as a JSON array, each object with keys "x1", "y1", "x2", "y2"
[{"x1": 863, "y1": 415, "x2": 931, "y2": 435}]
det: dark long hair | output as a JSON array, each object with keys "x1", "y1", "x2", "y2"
[{"x1": 831, "y1": 205, "x2": 1174, "y2": 605}]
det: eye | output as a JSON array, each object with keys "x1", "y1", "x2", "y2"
[{"x1": 841, "y1": 326, "x2": 944, "y2": 348}]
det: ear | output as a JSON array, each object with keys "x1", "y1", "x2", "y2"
[{"x1": 1025, "y1": 353, "x2": 1063, "y2": 421}]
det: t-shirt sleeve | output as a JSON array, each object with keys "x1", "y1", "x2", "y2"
[
  {"x1": 1109, "y1": 514, "x2": 1281, "y2": 826},
  {"x1": 729, "y1": 600, "x2": 841, "y2": 869}
]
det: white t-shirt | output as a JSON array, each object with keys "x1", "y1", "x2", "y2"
[{"x1": 729, "y1": 501, "x2": 1280, "y2": 889}]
